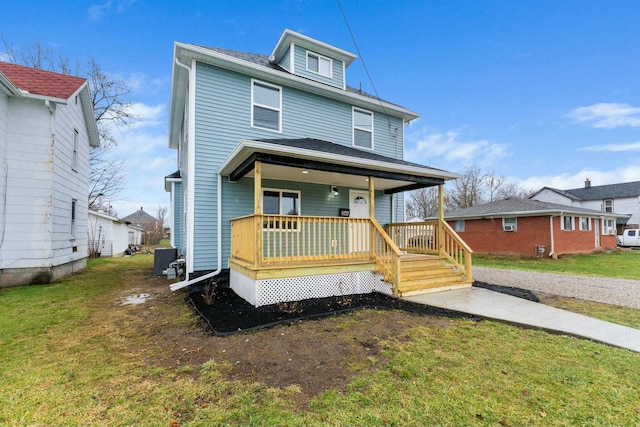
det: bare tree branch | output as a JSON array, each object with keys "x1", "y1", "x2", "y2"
[{"x1": 2, "y1": 37, "x2": 135, "y2": 209}]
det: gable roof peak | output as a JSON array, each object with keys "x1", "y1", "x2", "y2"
[{"x1": 0, "y1": 61, "x2": 87, "y2": 101}]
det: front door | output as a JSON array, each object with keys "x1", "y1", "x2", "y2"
[{"x1": 349, "y1": 190, "x2": 370, "y2": 253}]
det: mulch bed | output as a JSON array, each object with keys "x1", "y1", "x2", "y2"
[{"x1": 187, "y1": 281, "x2": 538, "y2": 336}]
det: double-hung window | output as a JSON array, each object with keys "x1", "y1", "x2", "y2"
[
  {"x1": 307, "y1": 52, "x2": 332, "y2": 77},
  {"x1": 252, "y1": 80, "x2": 281, "y2": 131},
  {"x1": 579, "y1": 217, "x2": 591, "y2": 231},
  {"x1": 71, "y1": 199, "x2": 77, "y2": 238},
  {"x1": 562, "y1": 215, "x2": 574, "y2": 231},
  {"x1": 72, "y1": 129, "x2": 79, "y2": 171},
  {"x1": 603, "y1": 199, "x2": 613, "y2": 213},
  {"x1": 603, "y1": 219, "x2": 615, "y2": 235},
  {"x1": 353, "y1": 108, "x2": 373, "y2": 149},
  {"x1": 263, "y1": 189, "x2": 300, "y2": 230}
]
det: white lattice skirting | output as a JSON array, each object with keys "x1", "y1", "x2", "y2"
[{"x1": 230, "y1": 269, "x2": 393, "y2": 307}]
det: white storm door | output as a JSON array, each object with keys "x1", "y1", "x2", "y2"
[{"x1": 349, "y1": 190, "x2": 370, "y2": 253}]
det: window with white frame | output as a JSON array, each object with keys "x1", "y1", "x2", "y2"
[
  {"x1": 252, "y1": 80, "x2": 281, "y2": 131},
  {"x1": 579, "y1": 217, "x2": 591, "y2": 231},
  {"x1": 71, "y1": 199, "x2": 77, "y2": 238},
  {"x1": 562, "y1": 215, "x2": 574, "y2": 231},
  {"x1": 72, "y1": 129, "x2": 79, "y2": 171},
  {"x1": 306, "y1": 52, "x2": 332, "y2": 77},
  {"x1": 454, "y1": 220, "x2": 465, "y2": 232},
  {"x1": 263, "y1": 189, "x2": 300, "y2": 229},
  {"x1": 353, "y1": 108, "x2": 373, "y2": 149},
  {"x1": 502, "y1": 217, "x2": 517, "y2": 232},
  {"x1": 603, "y1": 199, "x2": 613, "y2": 213},
  {"x1": 603, "y1": 219, "x2": 615, "y2": 235}
]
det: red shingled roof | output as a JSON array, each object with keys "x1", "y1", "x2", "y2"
[{"x1": 0, "y1": 61, "x2": 86, "y2": 100}]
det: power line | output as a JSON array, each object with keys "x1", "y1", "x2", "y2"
[{"x1": 337, "y1": 0, "x2": 392, "y2": 126}]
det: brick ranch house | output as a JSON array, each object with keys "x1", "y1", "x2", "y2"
[{"x1": 438, "y1": 198, "x2": 625, "y2": 257}]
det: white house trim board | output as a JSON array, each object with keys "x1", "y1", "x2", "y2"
[
  {"x1": 187, "y1": 59, "x2": 196, "y2": 276},
  {"x1": 220, "y1": 140, "x2": 460, "y2": 183}
]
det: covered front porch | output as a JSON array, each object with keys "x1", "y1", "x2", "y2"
[{"x1": 222, "y1": 138, "x2": 473, "y2": 306}]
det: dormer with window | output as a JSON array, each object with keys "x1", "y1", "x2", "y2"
[{"x1": 269, "y1": 29, "x2": 357, "y2": 89}]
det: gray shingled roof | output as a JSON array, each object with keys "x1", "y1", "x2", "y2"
[
  {"x1": 564, "y1": 181, "x2": 640, "y2": 200},
  {"x1": 257, "y1": 138, "x2": 450, "y2": 174},
  {"x1": 194, "y1": 45, "x2": 401, "y2": 107},
  {"x1": 443, "y1": 197, "x2": 626, "y2": 219}
]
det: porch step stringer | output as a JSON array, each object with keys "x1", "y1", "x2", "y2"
[{"x1": 396, "y1": 254, "x2": 472, "y2": 296}]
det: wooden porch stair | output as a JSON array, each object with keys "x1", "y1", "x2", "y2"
[{"x1": 397, "y1": 254, "x2": 472, "y2": 296}]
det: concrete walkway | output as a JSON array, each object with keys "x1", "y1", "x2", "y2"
[{"x1": 404, "y1": 287, "x2": 640, "y2": 353}]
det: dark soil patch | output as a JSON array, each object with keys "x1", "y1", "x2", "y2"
[
  {"x1": 473, "y1": 281, "x2": 540, "y2": 302},
  {"x1": 187, "y1": 288, "x2": 481, "y2": 336},
  {"x1": 130, "y1": 274, "x2": 541, "y2": 404}
]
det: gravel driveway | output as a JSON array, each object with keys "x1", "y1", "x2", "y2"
[{"x1": 473, "y1": 266, "x2": 640, "y2": 309}]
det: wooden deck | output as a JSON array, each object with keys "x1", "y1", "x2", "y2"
[{"x1": 230, "y1": 215, "x2": 473, "y2": 297}]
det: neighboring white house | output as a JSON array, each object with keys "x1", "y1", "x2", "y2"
[
  {"x1": 531, "y1": 179, "x2": 640, "y2": 233},
  {"x1": 0, "y1": 61, "x2": 99, "y2": 287},
  {"x1": 88, "y1": 210, "x2": 143, "y2": 257}
]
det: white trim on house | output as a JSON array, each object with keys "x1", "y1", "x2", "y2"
[
  {"x1": 352, "y1": 107, "x2": 374, "y2": 150},
  {"x1": 250, "y1": 79, "x2": 282, "y2": 133},
  {"x1": 220, "y1": 139, "x2": 460, "y2": 184}
]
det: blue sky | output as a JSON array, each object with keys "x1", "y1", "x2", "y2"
[{"x1": 3, "y1": 0, "x2": 639, "y2": 217}]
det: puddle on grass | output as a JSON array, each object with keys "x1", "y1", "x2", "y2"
[{"x1": 121, "y1": 293, "x2": 154, "y2": 305}]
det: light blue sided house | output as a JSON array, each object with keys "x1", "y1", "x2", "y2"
[{"x1": 165, "y1": 29, "x2": 473, "y2": 306}]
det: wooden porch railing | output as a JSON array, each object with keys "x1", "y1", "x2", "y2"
[
  {"x1": 231, "y1": 214, "x2": 374, "y2": 265},
  {"x1": 230, "y1": 214, "x2": 403, "y2": 293},
  {"x1": 386, "y1": 220, "x2": 473, "y2": 282}
]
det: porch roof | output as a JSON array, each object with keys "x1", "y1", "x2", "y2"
[{"x1": 219, "y1": 138, "x2": 459, "y2": 194}]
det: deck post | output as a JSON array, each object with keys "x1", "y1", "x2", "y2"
[
  {"x1": 254, "y1": 161, "x2": 262, "y2": 267},
  {"x1": 369, "y1": 176, "x2": 375, "y2": 258},
  {"x1": 438, "y1": 184, "x2": 444, "y2": 257}
]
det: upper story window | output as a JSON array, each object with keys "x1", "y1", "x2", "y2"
[
  {"x1": 562, "y1": 215, "x2": 574, "y2": 231},
  {"x1": 72, "y1": 129, "x2": 79, "y2": 171},
  {"x1": 252, "y1": 80, "x2": 281, "y2": 132},
  {"x1": 353, "y1": 108, "x2": 373, "y2": 149},
  {"x1": 306, "y1": 52, "x2": 332, "y2": 78},
  {"x1": 502, "y1": 217, "x2": 517, "y2": 232},
  {"x1": 603, "y1": 199, "x2": 613, "y2": 213}
]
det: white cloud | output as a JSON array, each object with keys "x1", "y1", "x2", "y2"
[
  {"x1": 88, "y1": 0, "x2": 136, "y2": 21},
  {"x1": 514, "y1": 165, "x2": 640, "y2": 193},
  {"x1": 566, "y1": 103, "x2": 640, "y2": 128},
  {"x1": 582, "y1": 141, "x2": 640, "y2": 152},
  {"x1": 405, "y1": 126, "x2": 509, "y2": 171}
]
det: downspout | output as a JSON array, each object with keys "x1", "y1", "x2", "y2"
[
  {"x1": 549, "y1": 214, "x2": 561, "y2": 258},
  {"x1": 169, "y1": 58, "x2": 223, "y2": 291},
  {"x1": 170, "y1": 169, "x2": 222, "y2": 291}
]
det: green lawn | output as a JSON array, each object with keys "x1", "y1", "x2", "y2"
[
  {"x1": 1, "y1": 255, "x2": 639, "y2": 426},
  {"x1": 473, "y1": 249, "x2": 639, "y2": 280}
]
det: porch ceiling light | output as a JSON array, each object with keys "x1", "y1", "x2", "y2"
[{"x1": 331, "y1": 186, "x2": 339, "y2": 196}]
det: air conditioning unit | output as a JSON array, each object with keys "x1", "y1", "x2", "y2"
[
  {"x1": 504, "y1": 224, "x2": 516, "y2": 232},
  {"x1": 609, "y1": 230, "x2": 616, "y2": 235}
]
